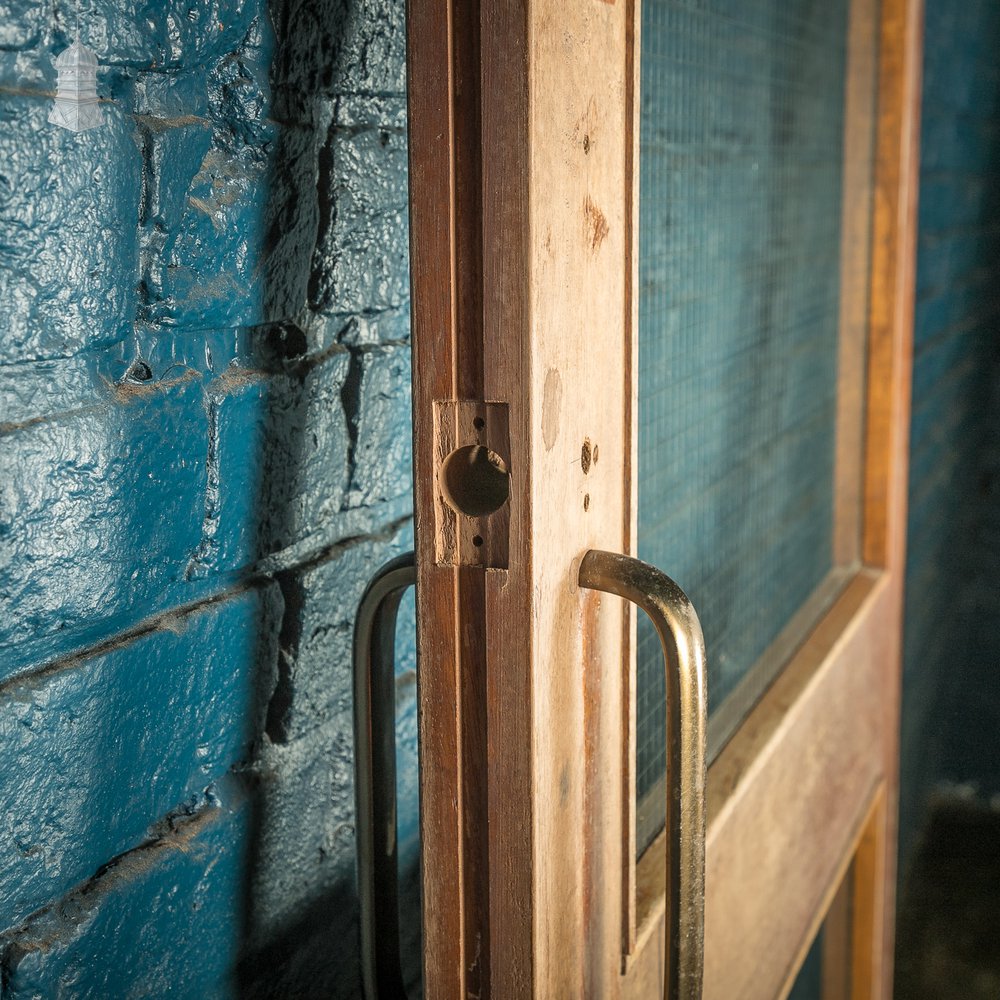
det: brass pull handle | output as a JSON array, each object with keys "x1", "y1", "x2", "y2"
[
  {"x1": 353, "y1": 552, "x2": 417, "y2": 1000},
  {"x1": 579, "y1": 550, "x2": 707, "y2": 1000}
]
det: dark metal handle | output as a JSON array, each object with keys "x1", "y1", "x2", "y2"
[
  {"x1": 579, "y1": 550, "x2": 707, "y2": 1000},
  {"x1": 353, "y1": 551, "x2": 417, "y2": 1000}
]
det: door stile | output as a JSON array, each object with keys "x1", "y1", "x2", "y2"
[
  {"x1": 480, "y1": 1, "x2": 534, "y2": 994},
  {"x1": 408, "y1": 1, "x2": 492, "y2": 995},
  {"x1": 485, "y1": 3, "x2": 637, "y2": 992},
  {"x1": 623, "y1": 0, "x2": 642, "y2": 961},
  {"x1": 863, "y1": 0, "x2": 923, "y2": 990},
  {"x1": 833, "y1": 0, "x2": 879, "y2": 571},
  {"x1": 409, "y1": 0, "x2": 637, "y2": 996}
]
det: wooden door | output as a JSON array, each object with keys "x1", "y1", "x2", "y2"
[{"x1": 406, "y1": 0, "x2": 922, "y2": 996}]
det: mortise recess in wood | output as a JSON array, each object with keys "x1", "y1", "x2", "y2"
[{"x1": 433, "y1": 400, "x2": 511, "y2": 568}]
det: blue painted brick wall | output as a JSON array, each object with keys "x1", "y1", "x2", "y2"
[
  {"x1": 0, "y1": 585, "x2": 280, "y2": 932},
  {"x1": 0, "y1": 0, "x2": 416, "y2": 996},
  {"x1": 899, "y1": 0, "x2": 1000, "y2": 881},
  {"x1": 3, "y1": 776, "x2": 255, "y2": 1000}
]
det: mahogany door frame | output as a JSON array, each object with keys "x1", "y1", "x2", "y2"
[{"x1": 406, "y1": 0, "x2": 923, "y2": 995}]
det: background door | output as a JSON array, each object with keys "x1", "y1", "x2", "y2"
[{"x1": 407, "y1": 0, "x2": 922, "y2": 996}]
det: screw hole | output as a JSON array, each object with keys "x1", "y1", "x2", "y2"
[
  {"x1": 472, "y1": 535, "x2": 484, "y2": 547},
  {"x1": 473, "y1": 416, "x2": 485, "y2": 430}
]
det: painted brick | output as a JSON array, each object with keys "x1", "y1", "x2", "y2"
[
  {"x1": 247, "y1": 524, "x2": 419, "y2": 991},
  {"x1": 0, "y1": 354, "x2": 100, "y2": 431},
  {"x1": 0, "y1": 94, "x2": 142, "y2": 364},
  {"x1": 345, "y1": 346, "x2": 413, "y2": 509},
  {"x1": 1, "y1": 777, "x2": 253, "y2": 1000},
  {"x1": 0, "y1": 584, "x2": 280, "y2": 932},
  {"x1": 0, "y1": 344, "x2": 397, "y2": 678},
  {"x1": 1, "y1": 0, "x2": 416, "y2": 993},
  {"x1": 251, "y1": 352, "x2": 355, "y2": 557},
  {"x1": 269, "y1": 0, "x2": 406, "y2": 126},
  {"x1": 265, "y1": 524, "x2": 414, "y2": 746},
  {"x1": 0, "y1": 2, "x2": 43, "y2": 49},
  {"x1": 257, "y1": 120, "x2": 325, "y2": 328},
  {"x1": 332, "y1": 304, "x2": 410, "y2": 348},
  {"x1": 309, "y1": 96, "x2": 410, "y2": 318},
  {"x1": 71, "y1": 3, "x2": 262, "y2": 70},
  {"x1": 137, "y1": 16, "x2": 278, "y2": 331},
  {"x1": 0, "y1": 375, "x2": 211, "y2": 677},
  {"x1": 241, "y1": 726, "x2": 359, "y2": 951},
  {"x1": 241, "y1": 715, "x2": 420, "y2": 999},
  {"x1": 1, "y1": 711, "x2": 417, "y2": 999}
]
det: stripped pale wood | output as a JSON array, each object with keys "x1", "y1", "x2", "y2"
[
  {"x1": 833, "y1": 0, "x2": 879, "y2": 568},
  {"x1": 505, "y1": 2, "x2": 634, "y2": 992},
  {"x1": 848, "y1": 791, "x2": 889, "y2": 999},
  {"x1": 773, "y1": 789, "x2": 888, "y2": 1000},
  {"x1": 409, "y1": 0, "x2": 636, "y2": 994},
  {"x1": 818, "y1": 788, "x2": 890, "y2": 1000},
  {"x1": 821, "y1": 864, "x2": 853, "y2": 1000},
  {"x1": 864, "y1": 0, "x2": 923, "y2": 989}
]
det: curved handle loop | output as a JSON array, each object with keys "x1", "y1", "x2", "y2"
[
  {"x1": 353, "y1": 551, "x2": 417, "y2": 1000},
  {"x1": 579, "y1": 549, "x2": 707, "y2": 1000}
]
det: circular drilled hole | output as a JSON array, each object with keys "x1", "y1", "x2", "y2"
[{"x1": 440, "y1": 445, "x2": 510, "y2": 517}]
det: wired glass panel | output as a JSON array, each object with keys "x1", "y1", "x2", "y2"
[{"x1": 637, "y1": 0, "x2": 853, "y2": 852}]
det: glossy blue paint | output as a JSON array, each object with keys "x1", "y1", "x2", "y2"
[
  {"x1": 3, "y1": 375, "x2": 211, "y2": 675},
  {"x1": 0, "y1": 0, "x2": 415, "y2": 995},
  {"x1": 0, "y1": 89, "x2": 142, "y2": 363},
  {"x1": 0, "y1": 585, "x2": 280, "y2": 932},
  {"x1": 2, "y1": 776, "x2": 254, "y2": 1000}
]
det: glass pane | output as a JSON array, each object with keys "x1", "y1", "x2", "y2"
[
  {"x1": 636, "y1": 0, "x2": 860, "y2": 851},
  {"x1": 787, "y1": 925, "x2": 825, "y2": 1000}
]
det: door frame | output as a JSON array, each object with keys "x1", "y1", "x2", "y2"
[{"x1": 406, "y1": 0, "x2": 923, "y2": 995}]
